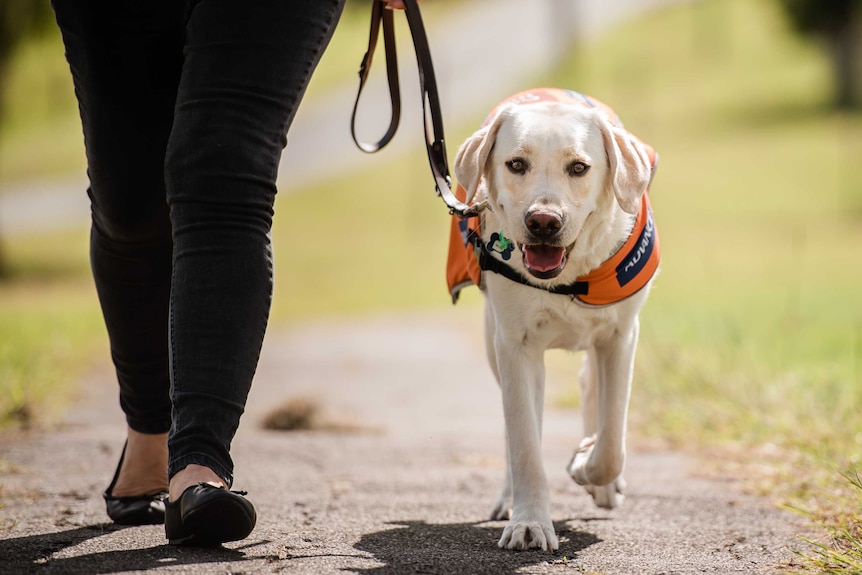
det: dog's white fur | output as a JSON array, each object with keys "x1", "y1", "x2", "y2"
[{"x1": 454, "y1": 101, "x2": 655, "y2": 552}]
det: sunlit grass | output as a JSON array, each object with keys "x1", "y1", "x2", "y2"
[
  {"x1": 270, "y1": 148, "x2": 480, "y2": 321},
  {"x1": 0, "y1": 228, "x2": 103, "y2": 426},
  {"x1": 790, "y1": 471, "x2": 862, "y2": 574},
  {"x1": 0, "y1": 26, "x2": 85, "y2": 184}
]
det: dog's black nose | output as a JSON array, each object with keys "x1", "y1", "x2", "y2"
[{"x1": 525, "y1": 211, "x2": 562, "y2": 239}]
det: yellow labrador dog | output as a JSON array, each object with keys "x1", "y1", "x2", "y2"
[{"x1": 447, "y1": 88, "x2": 659, "y2": 551}]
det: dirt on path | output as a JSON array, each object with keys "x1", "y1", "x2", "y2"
[{"x1": 0, "y1": 307, "x2": 808, "y2": 574}]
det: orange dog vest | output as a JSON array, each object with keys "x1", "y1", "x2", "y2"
[{"x1": 446, "y1": 88, "x2": 660, "y2": 306}]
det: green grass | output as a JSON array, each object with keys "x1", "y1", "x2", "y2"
[
  {"x1": 0, "y1": 26, "x2": 85, "y2": 184},
  {"x1": 270, "y1": 153, "x2": 468, "y2": 321},
  {"x1": 790, "y1": 471, "x2": 862, "y2": 574},
  {"x1": 0, "y1": 228, "x2": 104, "y2": 427}
]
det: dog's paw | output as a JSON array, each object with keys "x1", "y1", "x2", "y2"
[
  {"x1": 583, "y1": 477, "x2": 626, "y2": 510},
  {"x1": 567, "y1": 436, "x2": 626, "y2": 509},
  {"x1": 489, "y1": 497, "x2": 512, "y2": 520},
  {"x1": 567, "y1": 435, "x2": 596, "y2": 486},
  {"x1": 497, "y1": 517, "x2": 559, "y2": 551}
]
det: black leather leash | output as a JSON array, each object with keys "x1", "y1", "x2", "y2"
[
  {"x1": 350, "y1": 0, "x2": 400, "y2": 154},
  {"x1": 351, "y1": 0, "x2": 487, "y2": 219}
]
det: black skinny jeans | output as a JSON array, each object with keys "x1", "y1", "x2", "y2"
[{"x1": 52, "y1": 0, "x2": 345, "y2": 484}]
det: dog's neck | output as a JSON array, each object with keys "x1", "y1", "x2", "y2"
[{"x1": 567, "y1": 203, "x2": 638, "y2": 278}]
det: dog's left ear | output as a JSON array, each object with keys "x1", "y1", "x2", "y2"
[{"x1": 596, "y1": 114, "x2": 653, "y2": 215}]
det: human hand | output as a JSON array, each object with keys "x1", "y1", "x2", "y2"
[{"x1": 381, "y1": 0, "x2": 416, "y2": 9}]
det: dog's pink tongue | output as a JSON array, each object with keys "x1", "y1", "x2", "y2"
[{"x1": 524, "y1": 245, "x2": 566, "y2": 272}]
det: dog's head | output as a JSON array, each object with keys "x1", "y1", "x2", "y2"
[{"x1": 454, "y1": 102, "x2": 652, "y2": 280}]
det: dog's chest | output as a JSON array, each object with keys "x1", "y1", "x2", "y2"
[{"x1": 497, "y1": 290, "x2": 627, "y2": 352}]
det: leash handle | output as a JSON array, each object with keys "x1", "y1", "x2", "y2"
[
  {"x1": 351, "y1": 0, "x2": 487, "y2": 219},
  {"x1": 351, "y1": 0, "x2": 400, "y2": 153}
]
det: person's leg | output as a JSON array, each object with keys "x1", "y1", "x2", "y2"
[
  {"x1": 164, "y1": 0, "x2": 346, "y2": 496},
  {"x1": 51, "y1": 0, "x2": 190, "y2": 497}
]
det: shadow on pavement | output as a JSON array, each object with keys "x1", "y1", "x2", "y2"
[
  {"x1": 352, "y1": 520, "x2": 601, "y2": 575},
  {"x1": 0, "y1": 523, "x2": 254, "y2": 574}
]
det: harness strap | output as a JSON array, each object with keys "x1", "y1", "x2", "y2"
[
  {"x1": 351, "y1": 0, "x2": 486, "y2": 219},
  {"x1": 470, "y1": 232, "x2": 590, "y2": 298},
  {"x1": 468, "y1": 194, "x2": 658, "y2": 305}
]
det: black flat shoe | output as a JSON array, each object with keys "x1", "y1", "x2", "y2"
[
  {"x1": 104, "y1": 441, "x2": 168, "y2": 525},
  {"x1": 165, "y1": 483, "x2": 256, "y2": 546}
]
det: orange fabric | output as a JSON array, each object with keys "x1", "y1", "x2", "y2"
[
  {"x1": 446, "y1": 88, "x2": 659, "y2": 306},
  {"x1": 445, "y1": 183, "x2": 482, "y2": 300},
  {"x1": 573, "y1": 193, "x2": 659, "y2": 306}
]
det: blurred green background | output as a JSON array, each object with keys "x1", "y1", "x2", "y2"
[{"x1": 1, "y1": 0, "x2": 860, "y2": 570}]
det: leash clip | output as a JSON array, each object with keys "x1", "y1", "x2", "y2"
[{"x1": 449, "y1": 199, "x2": 488, "y2": 219}]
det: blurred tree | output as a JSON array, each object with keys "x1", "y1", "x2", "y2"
[
  {"x1": 0, "y1": 0, "x2": 54, "y2": 277},
  {"x1": 779, "y1": 0, "x2": 862, "y2": 108}
]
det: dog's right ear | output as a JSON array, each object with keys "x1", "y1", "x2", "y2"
[
  {"x1": 454, "y1": 107, "x2": 512, "y2": 204},
  {"x1": 596, "y1": 113, "x2": 653, "y2": 215}
]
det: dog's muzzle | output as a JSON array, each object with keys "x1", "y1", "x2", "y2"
[{"x1": 521, "y1": 210, "x2": 570, "y2": 279}]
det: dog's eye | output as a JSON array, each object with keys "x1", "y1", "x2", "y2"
[
  {"x1": 506, "y1": 158, "x2": 528, "y2": 175},
  {"x1": 567, "y1": 161, "x2": 589, "y2": 177}
]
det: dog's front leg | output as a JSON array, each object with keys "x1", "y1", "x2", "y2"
[
  {"x1": 568, "y1": 319, "x2": 639, "y2": 508},
  {"x1": 568, "y1": 348, "x2": 627, "y2": 509},
  {"x1": 494, "y1": 333, "x2": 558, "y2": 552}
]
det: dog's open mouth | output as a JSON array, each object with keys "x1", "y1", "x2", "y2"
[{"x1": 521, "y1": 244, "x2": 567, "y2": 279}]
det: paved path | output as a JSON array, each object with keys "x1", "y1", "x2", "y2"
[{"x1": 0, "y1": 309, "x2": 807, "y2": 574}]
